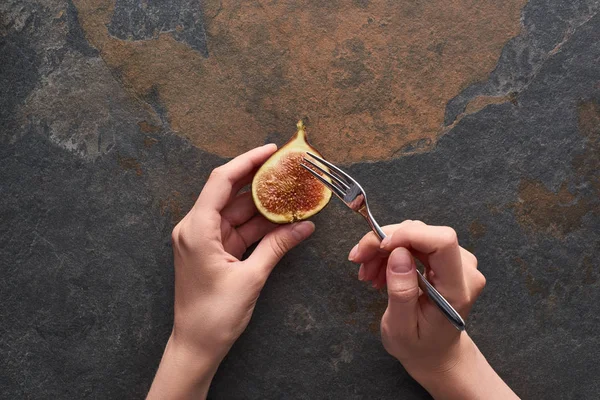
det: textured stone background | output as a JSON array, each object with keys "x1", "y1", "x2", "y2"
[{"x1": 1, "y1": 0, "x2": 599, "y2": 399}]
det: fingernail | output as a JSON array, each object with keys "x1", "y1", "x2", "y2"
[
  {"x1": 348, "y1": 244, "x2": 359, "y2": 261},
  {"x1": 390, "y1": 250, "x2": 413, "y2": 274},
  {"x1": 358, "y1": 264, "x2": 365, "y2": 280},
  {"x1": 380, "y1": 237, "x2": 390, "y2": 248},
  {"x1": 291, "y1": 221, "x2": 315, "y2": 240}
]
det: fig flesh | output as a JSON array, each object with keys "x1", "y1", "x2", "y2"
[{"x1": 252, "y1": 121, "x2": 332, "y2": 223}]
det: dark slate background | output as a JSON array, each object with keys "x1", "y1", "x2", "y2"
[{"x1": 1, "y1": 0, "x2": 599, "y2": 399}]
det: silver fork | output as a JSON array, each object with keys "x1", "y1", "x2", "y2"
[{"x1": 302, "y1": 152, "x2": 466, "y2": 331}]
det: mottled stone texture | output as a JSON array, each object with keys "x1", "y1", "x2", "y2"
[
  {"x1": 108, "y1": 0, "x2": 208, "y2": 56},
  {"x1": 1, "y1": 0, "x2": 599, "y2": 399},
  {"x1": 71, "y1": 0, "x2": 526, "y2": 163}
]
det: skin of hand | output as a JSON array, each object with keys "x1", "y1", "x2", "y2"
[
  {"x1": 147, "y1": 144, "x2": 315, "y2": 400},
  {"x1": 349, "y1": 220, "x2": 519, "y2": 400}
]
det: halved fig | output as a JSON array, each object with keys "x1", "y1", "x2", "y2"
[{"x1": 252, "y1": 121, "x2": 332, "y2": 223}]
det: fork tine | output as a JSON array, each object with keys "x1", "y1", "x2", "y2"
[
  {"x1": 302, "y1": 157, "x2": 350, "y2": 191},
  {"x1": 300, "y1": 164, "x2": 346, "y2": 199},
  {"x1": 305, "y1": 152, "x2": 354, "y2": 185}
]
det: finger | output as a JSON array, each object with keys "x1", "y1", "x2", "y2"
[
  {"x1": 196, "y1": 144, "x2": 277, "y2": 212},
  {"x1": 357, "y1": 264, "x2": 366, "y2": 281},
  {"x1": 373, "y1": 262, "x2": 387, "y2": 289},
  {"x1": 428, "y1": 265, "x2": 486, "y2": 318},
  {"x1": 236, "y1": 215, "x2": 278, "y2": 248},
  {"x1": 348, "y1": 223, "x2": 406, "y2": 263},
  {"x1": 362, "y1": 257, "x2": 383, "y2": 282},
  {"x1": 383, "y1": 248, "x2": 419, "y2": 338},
  {"x1": 415, "y1": 246, "x2": 475, "y2": 276},
  {"x1": 349, "y1": 221, "x2": 429, "y2": 264},
  {"x1": 381, "y1": 224, "x2": 465, "y2": 296},
  {"x1": 245, "y1": 221, "x2": 315, "y2": 279},
  {"x1": 424, "y1": 248, "x2": 476, "y2": 300},
  {"x1": 221, "y1": 191, "x2": 258, "y2": 227},
  {"x1": 460, "y1": 247, "x2": 478, "y2": 269},
  {"x1": 228, "y1": 170, "x2": 258, "y2": 204},
  {"x1": 466, "y1": 267, "x2": 486, "y2": 300}
]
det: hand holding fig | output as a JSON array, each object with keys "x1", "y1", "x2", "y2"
[{"x1": 147, "y1": 144, "x2": 315, "y2": 399}]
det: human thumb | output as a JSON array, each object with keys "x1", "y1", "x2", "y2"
[
  {"x1": 385, "y1": 247, "x2": 419, "y2": 336},
  {"x1": 246, "y1": 221, "x2": 315, "y2": 278}
]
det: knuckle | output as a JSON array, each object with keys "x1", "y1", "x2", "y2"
[
  {"x1": 175, "y1": 222, "x2": 195, "y2": 250},
  {"x1": 382, "y1": 223, "x2": 402, "y2": 235},
  {"x1": 171, "y1": 223, "x2": 181, "y2": 244},
  {"x1": 388, "y1": 285, "x2": 420, "y2": 303},
  {"x1": 359, "y1": 232, "x2": 378, "y2": 251},
  {"x1": 475, "y1": 272, "x2": 487, "y2": 291},
  {"x1": 381, "y1": 329, "x2": 390, "y2": 346},
  {"x1": 380, "y1": 311, "x2": 395, "y2": 335},
  {"x1": 456, "y1": 294, "x2": 473, "y2": 311},
  {"x1": 269, "y1": 234, "x2": 290, "y2": 258},
  {"x1": 209, "y1": 166, "x2": 228, "y2": 182},
  {"x1": 471, "y1": 253, "x2": 479, "y2": 269},
  {"x1": 461, "y1": 249, "x2": 478, "y2": 268},
  {"x1": 366, "y1": 231, "x2": 379, "y2": 242},
  {"x1": 381, "y1": 337, "x2": 398, "y2": 358},
  {"x1": 208, "y1": 167, "x2": 221, "y2": 180},
  {"x1": 464, "y1": 293, "x2": 473, "y2": 306},
  {"x1": 245, "y1": 268, "x2": 267, "y2": 291},
  {"x1": 384, "y1": 221, "x2": 407, "y2": 234},
  {"x1": 439, "y1": 227, "x2": 459, "y2": 248},
  {"x1": 396, "y1": 220, "x2": 413, "y2": 229},
  {"x1": 381, "y1": 312, "x2": 409, "y2": 350}
]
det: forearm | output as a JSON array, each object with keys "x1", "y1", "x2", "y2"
[
  {"x1": 417, "y1": 336, "x2": 519, "y2": 400},
  {"x1": 147, "y1": 335, "x2": 222, "y2": 400}
]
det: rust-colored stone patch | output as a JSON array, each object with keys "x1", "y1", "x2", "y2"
[
  {"x1": 143, "y1": 137, "x2": 159, "y2": 148},
  {"x1": 72, "y1": 0, "x2": 525, "y2": 163},
  {"x1": 514, "y1": 257, "x2": 549, "y2": 298},
  {"x1": 524, "y1": 271, "x2": 547, "y2": 297},
  {"x1": 159, "y1": 191, "x2": 184, "y2": 223},
  {"x1": 512, "y1": 101, "x2": 599, "y2": 238},
  {"x1": 468, "y1": 220, "x2": 487, "y2": 240},
  {"x1": 512, "y1": 181, "x2": 588, "y2": 239},
  {"x1": 138, "y1": 121, "x2": 160, "y2": 134},
  {"x1": 117, "y1": 154, "x2": 142, "y2": 176}
]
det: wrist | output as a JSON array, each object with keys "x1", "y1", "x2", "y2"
[
  {"x1": 168, "y1": 331, "x2": 226, "y2": 370},
  {"x1": 412, "y1": 334, "x2": 478, "y2": 394},
  {"x1": 147, "y1": 334, "x2": 224, "y2": 400},
  {"x1": 414, "y1": 335, "x2": 518, "y2": 400}
]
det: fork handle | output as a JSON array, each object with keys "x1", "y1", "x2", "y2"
[
  {"x1": 374, "y1": 229, "x2": 466, "y2": 331},
  {"x1": 415, "y1": 270, "x2": 466, "y2": 331}
]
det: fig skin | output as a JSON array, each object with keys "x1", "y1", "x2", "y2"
[{"x1": 252, "y1": 121, "x2": 332, "y2": 224}]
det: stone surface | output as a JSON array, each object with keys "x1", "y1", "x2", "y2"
[
  {"x1": 1, "y1": 0, "x2": 599, "y2": 399},
  {"x1": 108, "y1": 0, "x2": 208, "y2": 56},
  {"x1": 72, "y1": 0, "x2": 525, "y2": 163}
]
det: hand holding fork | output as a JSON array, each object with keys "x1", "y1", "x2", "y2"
[{"x1": 302, "y1": 152, "x2": 468, "y2": 331}]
